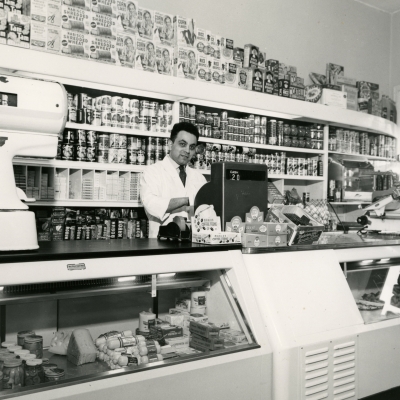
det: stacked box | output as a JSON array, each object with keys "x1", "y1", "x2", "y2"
[
  {"x1": 173, "y1": 46, "x2": 197, "y2": 80},
  {"x1": 357, "y1": 81, "x2": 379, "y2": 114},
  {"x1": 233, "y1": 47, "x2": 243, "y2": 67},
  {"x1": 224, "y1": 61, "x2": 240, "y2": 88},
  {"x1": 247, "y1": 67, "x2": 263, "y2": 92},
  {"x1": 61, "y1": 4, "x2": 90, "y2": 33},
  {"x1": 320, "y1": 88, "x2": 347, "y2": 109},
  {"x1": 91, "y1": 0, "x2": 116, "y2": 17},
  {"x1": 155, "y1": 43, "x2": 173, "y2": 75},
  {"x1": 7, "y1": 11, "x2": 30, "y2": 48},
  {"x1": 190, "y1": 334, "x2": 224, "y2": 351},
  {"x1": 243, "y1": 43, "x2": 258, "y2": 69},
  {"x1": 61, "y1": 0, "x2": 91, "y2": 11},
  {"x1": 115, "y1": 0, "x2": 137, "y2": 35},
  {"x1": 51, "y1": 207, "x2": 66, "y2": 241},
  {"x1": 237, "y1": 67, "x2": 250, "y2": 90},
  {"x1": 0, "y1": 5, "x2": 7, "y2": 45},
  {"x1": 154, "y1": 10, "x2": 174, "y2": 47},
  {"x1": 115, "y1": 32, "x2": 135, "y2": 68},
  {"x1": 326, "y1": 63, "x2": 344, "y2": 85},
  {"x1": 278, "y1": 75, "x2": 290, "y2": 97},
  {"x1": 207, "y1": 30, "x2": 218, "y2": 59},
  {"x1": 243, "y1": 222, "x2": 288, "y2": 247},
  {"x1": 221, "y1": 37, "x2": 233, "y2": 62},
  {"x1": 290, "y1": 76, "x2": 305, "y2": 101},
  {"x1": 341, "y1": 84, "x2": 358, "y2": 111},
  {"x1": 173, "y1": 15, "x2": 195, "y2": 47},
  {"x1": 265, "y1": 59, "x2": 279, "y2": 95},
  {"x1": 197, "y1": 51, "x2": 210, "y2": 83},
  {"x1": 189, "y1": 321, "x2": 220, "y2": 339},
  {"x1": 135, "y1": 36, "x2": 156, "y2": 72},
  {"x1": 194, "y1": 27, "x2": 207, "y2": 55},
  {"x1": 137, "y1": 7, "x2": 154, "y2": 40},
  {"x1": 210, "y1": 57, "x2": 223, "y2": 84}
]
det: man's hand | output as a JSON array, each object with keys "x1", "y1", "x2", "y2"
[{"x1": 166, "y1": 197, "x2": 189, "y2": 213}]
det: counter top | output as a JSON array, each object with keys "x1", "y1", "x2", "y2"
[{"x1": 0, "y1": 239, "x2": 241, "y2": 264}]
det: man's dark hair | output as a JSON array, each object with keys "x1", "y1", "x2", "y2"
[{"x1": 170, "y1": 122, "x2": 199, "y2": 142}]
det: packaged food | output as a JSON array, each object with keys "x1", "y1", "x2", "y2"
[
  {"x1": 243, "y1": 43, "x2": 258, "y2": 68},
  {"x1": 224, "y1": 61, "x2": 240, "y2": 88},
  {"x1": 89, "y1": 35, "x2": 117, "y2": 63},
  {"x1": 210, "y1": 58, "x2": 223, "y2": 85},
  {"x1": 233, "y1": 47, "x2": 244, "y2": 66},
  {"x1": 135, "y1": 37, "x2": 156, "y2": 72},
  {"x1": 265, "y1": 59, "x2": 279, "y2": 95},
  {"x1": 47, "y1": 1, "x2": 61, "y2": 26},
  {"x1": 326, "y1": 62, "x2": 344, "y2": 85},
  {"x1": 60, "y1": 29, "x2": 90, "y2": 59},
  {"x1": 153, "y1": 10, "x2": 174, "y2": 46},
  {"x1": 173, "y1": 46, "x2": 197, "y2": 80},
  {"x1": 7, "y1": 11, "x2": 30, "y2": 48},
  {"x1": 116, "y1": 0, "x2": 137, "y2": 34},
  {"x1": 173, "y1": 15, "x2": 196, "y2": 47},
  {"x1": 137, "y1": 7, "x2": 154, "y2": 40},
  {"x1": 195, "y1": 27, "x2": 207, "y2": 54},
  {"x1": 89, "y1": 11, "x2": 116, "y2": 38},
  {"x1": 196, "y1": 52, "x2": 210, "y2": 82},
  {"x1": 91, "y1": 0, "x2": 116, "y2": 17},
  {"x1": 247, "y1": 67, "x2": 263, "y2": 92},
  {"x1": 189, "y1": 321, "x2": 220, "y2": 338},
  {"x1": 67, "y1": 328, "x2": 97, "y2": 366},
  {"x1": 155, "y1": 44, "x2": 173, "y2": 75},
  {"x1": 221, "y1": 37, "x2": 233, "y2": 62},
  {"x1": 30, "y1": 21, "x2": 61, "y2": 54},
  {"x1": 61, "y1": 5, "x2": 89, "y2": 33},
  {"x1": 116, "y1": 32, "x2": 135, "y2": 68},
  {"x1": 61, "y1": 0, "x2": 91, "y2": 11},
  {"x1": 237, "y1": 67, "x2": 250, "y2": 90}
]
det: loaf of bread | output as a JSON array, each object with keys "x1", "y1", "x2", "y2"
[{"x1": 67, "y1": 329, "x2": 97, "y2": 366}]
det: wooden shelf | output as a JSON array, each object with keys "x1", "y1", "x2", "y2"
[
  {"x1": 28, "y1": 200, "x2": 142, "y2": 207},
  {"x1": 269, "y1": 174, "x2": 324, "y2": 181},
  {"x1": 328, "y1": 151, "x2": 396, "y2": 162}
]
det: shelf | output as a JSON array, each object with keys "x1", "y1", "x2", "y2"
[
  {"x1": 198, "y1": 137, "x2": 323, "y2": 154},
  {"x1": 330, "y1": 202, "x2": 370, "y2": 205},
  {"x1": 1, "y1": 46, "x2": 398, "y2": 137},
  {"x1": 269, "y1": 174, "x2": 324, "y2": 181},
  {"x1": 65, "y1": 123, "x2": 170, "y2": 138},
  {"x1": 28, "y1": 200, "x2": 142, "y2": 207},
  {"x1": 328, "y1": 151, "x2": 396, "y2": 162}
]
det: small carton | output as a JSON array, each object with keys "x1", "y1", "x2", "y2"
[
  {"x1": 47, "y1": 1, "x2": 61, "y2": 26},
  {"x1": 61, "y1": 5, "x2": 89, "y2": 33},
  {"x1": 357, "y1": 81, "x2": 379, "y2": 101},
  {"x1": 91, "y1": 0, "x2": 116, "y2": 17},
  {"x1": 135, "y1": 37, "x2": 156, "y2": 72},
  {"x1": 221, "y1": 37, "x2": 233, "y2": 62},
  {"x1": 258, "y1": 51, "x2": 266, "y2": 70},
  {"x1": 245, "y1": 206, "x2": 264, "y2": 223},
  {"x1": 194, "y1": 27, "x2": 207, "y2": 54},
  {"x1": 189, "y1": 321, "x2": 220, "y2": 338},
  {"x1": 173, "y1": 46, "x2": 197, "y2": 80},
  {"x1": 278, "y1": 76, "x2": 290, "y2": 97},
  {"x1": 89, "y1": 11, "x2": 116, "y2": 38},
  {"x1": 115, "y1": 32, "x2": 135, "y2": 68},
  {"x1": 196, "y1": 52, "x2": 209, "y2": 82},
  {"x1": 242, "y1": 233, "x2": 268, "y2": 248},
  {"x1": 210, "y1": 57, "x2": 223, "y2": 84},
  {"x1": 31, "y1": 0, "x2": 47, "y2": 23},
  {"x1": 62, "y1": 0, "x2": 91, "y2": 11},
  {"x1": 149, "y1": 324, "x2": 183, "y2": 340},
  {"x1": 219, "y1": 329, "x2": 247, "y2": 344},
  {"x1": 190, "y1": 334, "x2": 224, "y2": 351},
  {"x1": 263, "y1": 68, "x2": 274, "y2": 95},
  {"x1": 266, "y1": 234, "x2": 287, "y2": 247},
  {"x1": 115, "y1": 0, "x2": 137, "y2": 34},
  {"x1": 154, "y1": 10, "x2": 174, "y2": 46},
  {"x1": 173, "y1": 15, "x2": 195, "y2": 47},
  {"x1": 326, "y1": 63, "x2": 344, "y2": 85},
  {"x1": 192, "y1": 231, "x2": 241, "y2": 245},
  {"x1": 309, "y1": 72, "x2": 326, "y2": 85},
  {"x1": 243, "y1": 43, "x2": 258, "y2": 68},
  {"x1": 233, "y1": 47, "x2": 243, "y2": 66},
  {"x1": 30, "y1": 21, "x2": 60, "y2": 53},
  {"x1": 155, "y1": 44, "x2": 173, "y2": 75},
  {"x1": 165, "y1": 335, "x2": 189, "y2": 349},
  {"x1": 224, "y1": 61, "x2": 240, "y2": 88},
  {"x1": 164, "y1": 314, "x2": 184, "y2": 327},
  {"x1": 320, "y1": 88, "x2": 347, "y2": 109},
  {"x1": 88, "y1": 35, "x2": 116, "y2": 64},
  {"x1": 266, "y1": 59, "x2": 279, "y2": 95},
  {"x1": 7, "y1": 11, "x2": 30, "y2": 48},
  {"x1": 137, "y1": 7, "x2": 154, "y2": 40},
  {"x1": 247, "y1": 67, "x2": 263, "y2": 92},
  {"x1": 225, "y1": 216, "x2": 245, "y2": 233},
  {"x1": 336, "y1": 76, "x2": 357, "y2": 87},
  {"x1": 206, "y1": 30, "x2": 218, "y2": 59},
  {"x1": 60, "y1": 29, "x2": 90, "y2": 58},
  {"x1": 189, "y1": 314, "x2": 208, "y2": 323},
  {"x1": 237, "y1": 67, "x2": 250, "y2": 90},
  {"x1": 341, "y1": 84, "x2": 358, "y2": 111}
]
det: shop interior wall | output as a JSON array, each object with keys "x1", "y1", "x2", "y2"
[
  {"x1": 390, "y1": 11, "x2": 400, "y2": 98},
  {"x1": 144, "y1": 0, "x2": 391, "y2": 95}
]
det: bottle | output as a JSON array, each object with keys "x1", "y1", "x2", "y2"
[
  {"x1": 104, "y1": 209, "x2": 111, "y2": 239},
  {"x1": 317, "y1": 154, "x2": 323, "y2": 176},
  {"x1": 127, "y1": 210, "x2": 136, "y2": 239}
]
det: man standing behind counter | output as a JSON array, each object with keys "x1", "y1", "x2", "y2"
[{"x1": 140, "y1": 122, "x2": 207, "y2": 238}]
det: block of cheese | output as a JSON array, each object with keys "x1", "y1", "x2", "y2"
[{"x1": 67, "y1": 328, "x2": 97, "y2": 366}]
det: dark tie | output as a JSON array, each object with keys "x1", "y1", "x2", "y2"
[{"x1": 179, "y1": 165, "x2": 186, "y2": 187}]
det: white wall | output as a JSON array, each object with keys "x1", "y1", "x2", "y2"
[
  {"x1": 144, "y1": 0, "x2": 391, "y2": 94},
  {"x1": 390, "y1": 11, "x2": 400, "y2": 97}
]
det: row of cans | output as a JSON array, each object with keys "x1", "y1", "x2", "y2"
[
  {"x1": 286, "y1": 158, "x2": 318, "y2": 176},
  {"x1": 68, "y1": 92, "x2": 173, "y2": 117}
]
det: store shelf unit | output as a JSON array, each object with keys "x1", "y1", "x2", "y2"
[{"x1": 328, "y1": 151, "x2": 396, "y2": 162}]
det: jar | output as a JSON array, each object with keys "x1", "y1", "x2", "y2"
[
  {"x1": 283, "y1": 135, "x2": 292, "y2": 147},
  {"x1": 23, "y1": 335, "x2": 43, "y2": 359},
  {"x1": 298, "y1": 138, "x2": 306, "y2": 148},
  {"x1": 291, "y1": 137, "x2": 299, "y2": 147},
  {"x1": 0, "y1": 353, "x2": 16, "y2": 371},
  {"x1": 283, "y1": 124, "x2": 291, "y2": 136},
  {"x1": 24, "y1": 359, "x2": 45, "y2": 386},
  {"x1": 304, "y1": 127, "x2": 312, "y2": 138},
  {"x1": 17, "y1": 331, "x2": 36, "y2": 347},
  {"x1": 205, "y1": 113, "x2": 213, "y2": 125},
  {"x1": 2, "y1": 358, "x2": 24, "y2": 389},
  {"x1": 298, "y1": 126, "x2": 306, "y2": 138},
  {"x1": 305, "y1": 138, "x2": 312, "y2": 148},
  {"x1": 45, "y1": 368, "x2": 65, "y2": 382},
  {"x1": 42, "y1": 363, "x2": 58, "y2": 372},
  {"x1": 196, "y1": 111, "x2": 205, "y2": 124},
  {"x1": 310, "y1": 139, "x2": 318, "y2": 149},
  {"x1": 290, "y1": 124, "x2": 298, "y2": 136}
]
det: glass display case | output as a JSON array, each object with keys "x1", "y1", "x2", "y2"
[{"x1": 345, "y1": 259, "x2": 400, "y2": 324}]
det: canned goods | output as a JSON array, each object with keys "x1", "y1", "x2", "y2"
[
  {"x1": 109, "y1": 134, "x2": 120, "y2": 148},
  {"x1": 130, "y1": 114, "x2": 139, "y2": 130},
  {"x1": 138, "y1": 116, "x2": 147, "y2": 131},
  {"x1": 86, "y1": 108, "x2": 94, "y2": 125},
  {"x1": 68, "y1": 107, "x2": 77, "y2": 122},
  {"x1": 111, "y1": 112, "x2": 121, "y2": 128},
  {"x1": 127, "y1": 149, "x2": 137, "y2": 164},
  {"x1": 145, "y1": 152, "x2": 155, "y2": 165},
  {"x1": 76, "y1": 108, "x2": 87, "y2": 124},
  {"x1": 212, "y1": 113, "x2": 220, "y2": 128},
  {"x1": 100, "y1": 95, "x2": 111, "y2": 111},
  {"x1": 97, "y1": 149, "x2": 109, "y2": 163},
  {"x1": 108, "y1": 148, "x2": 118, "y2": 163},
  {"x1": 129, "y1": 99, "x2": 139, "y2": 113},
  {"x1": 75, "y1": 144, "x2": 87, "y2": 161},
  {"x1": 119, "y1": 113, "x2": 129, "y2": 128},
  {"x1": 162, "y1": 138, "x2": 170, "y2": 153},
  {"x1": 111, "y1": 96, "x2": 122, "y2": 112},
  {"x1": 63, "y1": 129, "x2": 75, "y2": 144},
  {"x1": 86, "y1": 130, "x2": 97, "y2": 144},
  {"x1": 117, "y1": 148, "x2": 127, "y2": 164},
  {"x1": 146, "y1": 137, "x2": 156, "y2": 151},
  {"x1": 127, "y1": 136, "x2": 141, "y2": 150},
  {"x1": 221, "y1": 130, "x2": 227, "y2": 140},
  {"x1": 118, "y1": 135, "x2": 127, "y2": 149},
  {"x1": 137, "y1": 150, "x2": 145, "y2": 165},
  {"x1": 122, "y1": 98, "x2": 130, "y2": 114},
  {"x1": 92, "y1": 110, "x2": 101, "y2": 126},
  {"x1": 150, "y1": 117, "x2": 158, "y2": 132},
  {"x1": 101, "y1": 111, "x2": 111, "y2": 126},
  {"x1": 76, "y1": 130, "x2": 86, "y2": 144},
  {"x1": 221, "y1": 120, "x2": 228, "y2": 130},
  {"x1": 98, "y1": 133, "x2": 110, "y2": 149},
  {"x1": 139, "y1": 100, "x2": 149, "y2": 117},
  {"x1": 77, "y1": 93, "x2": 87, "y2": 109},
  {"x1": 86, "y1": 146, "x2": 96, "y2": 162}
]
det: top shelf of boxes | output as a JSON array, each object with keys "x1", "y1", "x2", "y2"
[{"x1": 1, "y1": 45, "x2": 398, "y2": 138}]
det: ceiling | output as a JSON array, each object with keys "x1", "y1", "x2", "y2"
[{"x1": 355, "y1": 0, "x2": 400, "y2": 13}]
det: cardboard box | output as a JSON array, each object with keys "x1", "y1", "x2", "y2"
[
  {"x1": 224, "y1": 61, "x2": 240, "y2": 88},
  {"x1": 89, "y1": 35, "x2": 116, "y2": 63},
  {"x1": 232, "y1": 47, "x2": 243, "y2": 66},
  {"x1": 189, "y1": 321, "x2": 220, "y2": 338},
  {"x1": 61, "y1": 5, "x2": 90, "y2": 33},
  {"x1": 165, "y1": 335, "x2": 189, "y2": 349},
  {"x1": 219, "y1": 329, "x2": 247, "y2": 344},
  {"x1": 341, "y1": 84, "x2": 358, "y2": 111},
  {"x1": 194, "y1": 27, "x2": 207, "y2": 54},
  {"x1": 247, "y1": 67, "x2": 263, "y2": 92},
  {"x1": 245, "y1": 210, "x2": 264, "y2": 223},
  {"x1": 225, "y1": 221, "x2": 245, "y2": 233},
  {"x1": 266, "y1": 205, "x2": 324, "y2": 246},
  {"x1": 31, "y1": 0, "x2": 47, "y2": 23},
  {"x1": 242, "y1": 233, "x2": 287, "y2": 247},
  {"x1": 115, "y1": 0, "x2": 137, "y2": 34},
  {"x1": 210, "y1": 57, "x2": 223, "y2": 84},
  {"x1": 62, "y1": 0, "x2": 91, "y2": 11},
  {"x1": 326, "y1": 63, "x2": 344, "y2": 85},
  {"x1": 7, "y1": 11, "x2": 30, "y2": 48},
  {"x1": 155, "y1": 43, "x2": 173, "y2": 75},
  {"x1": 47, "y1": 1, "x2": 61, "y2": 26},
  {"x1": 115, "y1": 32, "x2": 135, "y2": 68},
  {"x1": 221, "y1": 37, "x2": 233, "y2": 62},
  {"x1": 135, "y1": 37, "x2": 155, "y2": 72},
  {"x1": 91, "y1": 0, "x2": 116, "y2": 16},
  {"x1": 154, "y1": 10, "x2": 174, "y2": 46},
  {"x1": 320, "y1": 88, "x2": 347, "y2": 109},
  {"x1": 336, "y1": 76, "x2": 356, "y2": 87},
  {"x1": 149, "y1": 324, "x2": 183, "y2": 340},
  {"x1": 30, "y1": 22, "x2": 60, "y2": 54},
  {"x1": 196, "y1": 52, "x2": 209, "y2": 82},
  {"x1": 60, "y1": 29, "x2": 89, "y2": 58},
  {"x1": 137, "y1": 7, "x2": 154, "y2": 40},
  {"x1": 237, "y1": 67, "x2": 250, "y2": 90},
  {"x1": 266, "y1": 59, "x2": 279, "y2": 95},
  {"x1": 245, "y1": 222, "x2": 288, "y2": 235},
  {"x1": 173, "y1": 15, "x2": 195, "y2": 47},
  {"x1": 243, "y1": 43, "x2": 258, "y2": 68},
  {"x1": 191, "y1": 231, "x2": 241, "y2": 245},
  {"x1": 191, "y1": 334, "x2": 225, "y2": 351},
  {"x1": 173, "y1": 46, "x2": 197, "y2": 80},
  {"x1": 89, "y1": 11, "x2": 116, "y2": 38},
  {"x1": 206, "y1": 30, "x2": 218, "y2": 59},
  {"x1": 278, "y1": 77, "x2": 290, "y2": 97},
  {"x1": 164, "y1": 314, "x2": 184, "y2": 327}
]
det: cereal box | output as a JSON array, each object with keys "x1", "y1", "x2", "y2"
[
  {"x1": 115, "y1": 31, "x2": 135, "y2": 68},
  {"x1": 137, "y1": 7, "x2": 154, "y2": 40},
  {"x1": 62, "y1": 0, "x2": 90, "y2": 11},
  {"x1": 7, "y1": 11, "x2": 30, "y2": 48},
  {"x1": 263, "y1": 68, "x2": 274, "y2": 94},
  {"x1": 88, "y1": 35, "x2": 116, "y2": 64},
  {"x1": 247, "y1": 67, "x2": 263, "y2": 92},
  {"x1": 207, "y1": 30, "x2": 218, "y2": 59},
  {"x1": 196, "y1": 51, "x2": 209, "y2": 82},
  {"x1": 135, "y1": 37, "x2": 155, "y2": 72},
  {"x1": 258, "y1": 51, "x2": 266, "y2": 70},
  {"x1": 265, "y1": 59, "x2": 279, "y2": 95},
  {"x1": 0, "y1": 7, "x2": 7, "y2": 45},
  {"x1": 61, "y1": 5, "x2": 89, "y2": 33},
  {"x1": 243, "y1": 43, "x2": 258, "y2": 68},
  {"x1": 60, "y1": 29, "x2": 89, "y2": 58},
  {"x1": 326, "y1": 63, "x2": 344, "y2": 85},
  {"x1": 195, "y1": 27, "x2": 207, "y2": 54},
  {"x1": 47, "y1": 1, "x2": 61, "y2": 26},
  {"x1": 173, "y1": 46, "x2": 197, "y2": 80},
  {"x1": 214, "y1": 33, "x2": 222, "y2": 59},
  {"x1": 115, "y1": 0, "x2": 137, "y2": 34},
  {"x1": 89, "y1": 12, "x2": 116, "y2": 39},
  {"x1": 173, "y1": 15, "x2": 195, "y2": 47},
  {"x1": 91, "y1": 0, "x2": 116, "y2": 17},
  {"x1": 30, "y1": 21, "x2": 60, "y2": 53},
  {"x1": 233, "y1": 47, "x2": 243, "y2": 66},
  {"x1": 210, "y1": 57, "x2": 223, "y2": 85},
  {"x1": 155, "y1": 44, "x2": 173, "y2": 76},
  {"x1": 31, "y1": 0, "x2": 47, "y2": 23},
  {"x1": 237, "y1": 67, "x2": 250, "y2": 90},
  {"x1": 224, "y1": 61, "x2": 240, "y2": 88},
  {"x1": 154, "y1": 10, "x2": 174, "y2": 46},
  {"x1": 221, "y1": 37, "x2": 233, "y2": 62}
]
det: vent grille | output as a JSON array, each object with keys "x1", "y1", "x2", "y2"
[{"x1": 300, "y1": 337, "x2": 357, "y2": 400}]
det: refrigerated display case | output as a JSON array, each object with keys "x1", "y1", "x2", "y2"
[{"x1": 0, "y1": 242, "x2": 272, "y2": 400}]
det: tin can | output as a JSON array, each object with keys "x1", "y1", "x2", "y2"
[
  {"x1": 118, "y1": 135, "x2": 127, "y2": 149},
  {"x1": 86, "y1": 108, "x2": 94, "y2": 125},
  {"x1": 63, "y1": 129, "x2": 75, "y2": 144},
  {"x1": 100, "y1": 95, "x2": 111, "y2": 111},
  {"x1": 92, "y1": 110, "x2": 101, "y2": 126},
  {"x1": 77, "y1": 93, "x2": 87, "y2": 109},
  {"x1": 122, "y1": 98, "x2": 130, "y2": 114},
  {"x1": 139, "y1": 100, "x2": 149, "y2": 117},
  {"x1": 98, "y1": 133, "x2": 110, "y2": 150},
  {"x1": 23, "y1": 335, "x2": 43, "y2": 359},
  {"x1": 146, "y1": 137, "x2": 156, "y2": 152},
  {"x1": 138, "y1": 116, "x2": 147, "y2": 131},
  {"x1": 137, "y1": 150, "x2": 145, "y2": 165},
  {"x1": 108, "y1": 148, "x2": 119, "y2": 163},
  {"x1": 128, "y1": 136, "x2": 141, "y2": 150},
  {"x1": 97, "y1": 149, "x2": 109, "y2": 163},
  {"x1": 220, "y1": 120, "x2": 228, "y2": 130},
  {"x1": 111, "y1": 96, "x2": 123, "y2": 112},
  {"x1": 129, "y1": 99, "x2": 139, "y2": 113},
  {"x1": 117, "y1": 148, "x2": 127, "y2": 164},
  {"x1": 86, "y1": 146, "x2": 96, "y2": 162},
  {"x1": 68, "y1": 107, "x2": 77, "y2": 122},
  {"x1": 109, "y1": 134, "x2": 119, "y2": 148},
  {"x1": 111, "y1": 112, "x2": 121, "y2": 128},
  {"x1": 119, "y1": 113, "x2": 129, "y2": 128},
  {"x1": 162, "y1": 138, "x2": 170, "y2": 154},
  {"x1": 75, "y1": 144, "x2": 87, "y2": 161},
  {"x1": 145, "y1": 152, "x2": 155, "y2": 165},
  {"x1": 75, "y1": 129, "x2": 86, "y2": 144},
  {"x1": 101, "y1": 111, "x2": 111, "y2": 126},
  {"x1": 212, "y1": 113, "x2": 220, "y2": 128},
  {"x1": 76, "y1": 108, "x2": 87, "y2": 124},
  {"x1": 86, "y1": 130, "x2": 96, "y2": 145},
  {"x1": 127, "y1": 149, "x2": 137, "y2": 164},
  {"x1": 150, "y1": 117, "x2": 158, "y2": 132},
  {"x1": 221, "y1": 130, "x2": 227, "y2": 140},
  {"x1": 130, "y1": 114, "x2": 139, "y2": 130}
]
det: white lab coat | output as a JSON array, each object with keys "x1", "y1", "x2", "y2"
[{"x1": 140, "y1": 156, "x2": 207, "y2": 238}]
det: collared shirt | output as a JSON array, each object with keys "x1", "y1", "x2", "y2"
[{"x1": 167, "y1": 155, "x2": 185, "y2": 175}]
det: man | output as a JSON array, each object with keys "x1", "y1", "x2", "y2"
[{"x1": 140, "y1": 122, "x2": 207, "y2": 238}]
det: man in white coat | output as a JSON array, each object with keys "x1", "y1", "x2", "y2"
[{"x1": 140, "y1": 122, "x2": 207, "y2": 238}]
